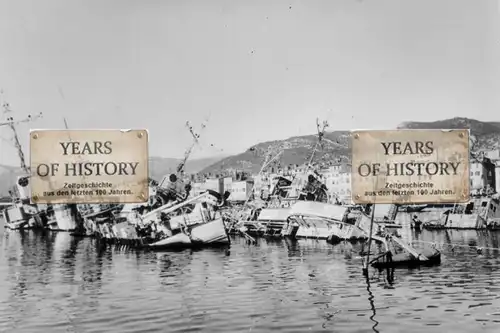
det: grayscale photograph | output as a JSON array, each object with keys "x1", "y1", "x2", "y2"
[{"x1": 0, "y1": 0, "x2": 499, "y2": 332}]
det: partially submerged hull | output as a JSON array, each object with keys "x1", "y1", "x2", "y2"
[
  {"x1": 2, "y1": 205, "x2": 30, "y2": 230},
  {"x1": 3, "y1": 219, "x2": 29, "y2": 230},
  {"x1": 487, "y1": 218, "x2": 500, "y2": 230},
  {"x1": 403, "y1": 205, "x2": 428, "y2": 213},
  {"x1": 47, "y1": 205, "x2": 79, "y2": 231},
  {"x1": 371, "y1": 248, "x2": 441, "y2": 269},
  {"x1": 284, "y1": 201, "x2": 360, "y2": 240},
  {"x1": 147, "y1": 217, "x2": 229, "y2": 250}
]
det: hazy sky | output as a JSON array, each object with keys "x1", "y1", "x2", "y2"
[{"x1": 0, "y1": 0, "x2": 499, "y2": 167}]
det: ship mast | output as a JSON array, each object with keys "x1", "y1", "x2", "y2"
[
  {"x1": 306, "y1": 118, "x2": 329, "y2": 170},
  {"x1": 287, "y1": 118, "x2": 329, "y2": 181},
  {"x1": 176, "y1": 119, "x2": 208, "y2": 174},
  {"x1": 1, "y1": 97, "x2": 42, "y2": 174},
  {"x1": 278, "y1": 118, "x2": 329, "y2": 202}
]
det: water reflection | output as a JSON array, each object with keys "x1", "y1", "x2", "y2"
[
  {"x1": 365, "y1": 274, "x2": 380, "y2": 333},
  {"x1": 0, "y1": 227, "x2": 499, "y2": 332},
  {"x1": 407, "y1": 229, "x2": 500, "y2": 258}
]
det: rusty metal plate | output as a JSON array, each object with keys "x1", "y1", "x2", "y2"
[
  {"x1": 351, "y1": 129, "x2": 470, "y2": 204},
  {"x1": 30, "y1": 129, "x2": 149, "y2": 204}
]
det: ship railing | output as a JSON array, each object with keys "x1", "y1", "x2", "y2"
[{"x1": 140, "y1": 191, "x2": 218, "y2": 225}]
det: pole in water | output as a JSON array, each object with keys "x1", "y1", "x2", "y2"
[{"x1": 363, "y1": 203, "x2": 376, "y2": 276}]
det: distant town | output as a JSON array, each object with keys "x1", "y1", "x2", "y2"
[{"x1": 183, "y1": 147, "x2": 500, "y2": 204}]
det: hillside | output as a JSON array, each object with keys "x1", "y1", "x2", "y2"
[
  {"x1": 148, "y1": 155, "x2": 227, "y2": 179},
  {"x1": 0, "y1": 155, "x2": 226, "y2": 195},
  {"x1": 201, "y1": 131, "x2": 351, "y2": 174},
  {"x1": 201, "y1": 117, "x2": 500, "y2": 174},
  {"x1": 398, "y1": 117, "x2": 500, "y2": 150}
]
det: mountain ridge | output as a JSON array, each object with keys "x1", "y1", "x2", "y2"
[
  {"x1": 200, "y1": 117, "x2": 500, "y2": 174},
  {"x1": 1, "y1": 117, "x2": 498, "y2": 195}
]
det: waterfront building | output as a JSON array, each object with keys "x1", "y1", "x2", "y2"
[
  {"x1": 252, "y1": 174, "x2": 271, "y2": 192},
  {"x1": 485, "y1": 149, "x2": 500, "y2": 194},
  {"x1": 190, "y1": 182, "x2": 206, "y2": 197},
  {"x1": 470, "y1": 155, "x2": 496, "y2": 193},
  {"x1": 189, "y1": 178, "x2": 220, "y2": 198},
  {"x1": 229, "y1": 179, "x2": 254, "y2": 202},
  {"x1": 495, "y1": 160, "x2": 500, "y2": 194},
  {"x1": 318, "y1": 164, "x2": 352, "y2": 204}
]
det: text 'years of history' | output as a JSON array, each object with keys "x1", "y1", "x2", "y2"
[
  {"x1": 34, "y1": 141, "x2": 140, "y2": 178},
  {"x1": 30, "y1": 129, "x2": 149, "y2": 204}
]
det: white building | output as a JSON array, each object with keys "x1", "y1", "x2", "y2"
[
  {"x1": 486, "y1": 150, "x2": 500, "y2": 193},
  {"x1": 485, "y1": 149, "x2": 500, "y2": 160},
  {"x1": 496, "y1": 160, "x2": 500, "y2": 194},
  {"x1": 191, "y1": 182, "x2": 205, "y2": 197},
  {"x1": 190, "y1": 178, "x2": 221, "y2": 197},
  {"x1": 319, "y1": 164, "x2": 352, "y2": 203},
  {"x1": 222, "y1": 177, "x2": 232, "y2": 193},
  {"x1": 252, "y1": 174, "x2": 270, "y2": 192},
  {"x1": 470, "y1": 156, "x2": 496, "y2": 192},
  {"x1": 229, "y1": 180, "x2": 253, "y2": 202}
]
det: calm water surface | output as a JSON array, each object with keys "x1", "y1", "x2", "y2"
[{"x1": 1, "y1": 223, "x2": 500, "y2": 333}]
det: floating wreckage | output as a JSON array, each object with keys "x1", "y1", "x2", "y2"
[
  {"x1": 145, "y1": 216, "x2": 228, "y2": 250},
  {"x1": 230, "y1": 171, "x2": 334, "y2": 238},
  {"x1": 68, "y1": 117, "x2": 231, "y2": 250},
  {"x1": 46, "y1": 204, "x2": 82, "y2": 231},
  {"x1": 79, "y1": 182, "x2": 231, "y2": 250},
  {"x1": 360, "y1": 205, "x2": 441, "y2": 270},
  {"x1": 137, "y1": 191, "x2": 230, "y2": 250},
  {"x1": 421, "y1": 195, "x2": 500, "y2": 230},
  {"x1": 234, "y1": 198, "x2": 441, "y2": 269},
  {"x1": 365, "y1": 233, "x2": 441, "y2": 269},
  {"x1": 0, "y1": 98, "x2": 47, "y2": 230}
]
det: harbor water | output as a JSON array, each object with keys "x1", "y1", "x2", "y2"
[{"x1": 1, "y1": 223, "x2": 500, "y2": 332}]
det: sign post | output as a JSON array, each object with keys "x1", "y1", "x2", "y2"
[
  {"x1": 351, "y1": 129, "x2": 470, "y2": 274},
  {"x1": 30, "y1": 129, "x2": 149, "y2": 204}
]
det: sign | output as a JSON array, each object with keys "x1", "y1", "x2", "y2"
[
  {"x1": 30, "y1": 129, "x2": 149, "y2": 204},
  {"x1": 351, "y1": 129, "x2": 470, "y2": 204}
]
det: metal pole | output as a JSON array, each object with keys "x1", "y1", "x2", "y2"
[
  {"x1": 363, "y1": 203, "x2": 376, "y2": 276},
  {"x1": 8, "y1": 121, "x2": 28, "y2": 173},
  {"x1": 241, "y1": 149, "x2": 282, "y2": 208}
]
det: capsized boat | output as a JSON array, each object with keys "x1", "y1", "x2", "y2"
[
  {"x1": 71, "y1": 204, "x2": 122, "y2": 237},
  {"x1": 364, "y1": 233, "x2": 441, "y2": 269},
  {"x1": 422, "y1": 196, "x2": 499, "y2": 230},
  {"x1": 229, "y1": 170, "x2": 334, "y2": 237},
  {"x1": 1, "y1": 200, "x2": 26, "y2": 230},
  {"x1": 371, "y1": 248, "x2": 441, "y2": 269},
  {"x1": 146, "y1": 217, "x2": 229, "y2": 250},
  {"x1": 2, "y1": 201, "x2": 41, "y2": 230},
  {"x1": 282, "y1": 201, "x2": 361, "y2": 240},
  {"x1": 46, "y1": 204, "x2": 80, "y2": 231},
  {"x1": 402, "y1": 204, "x2": 428, "y2": 213},
  {"x1": 133, "y1": 190, "x2": 230, "y2": 250},
  {"x1": 2, "y1": 175, "x2": 47, "y2": 230}
]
